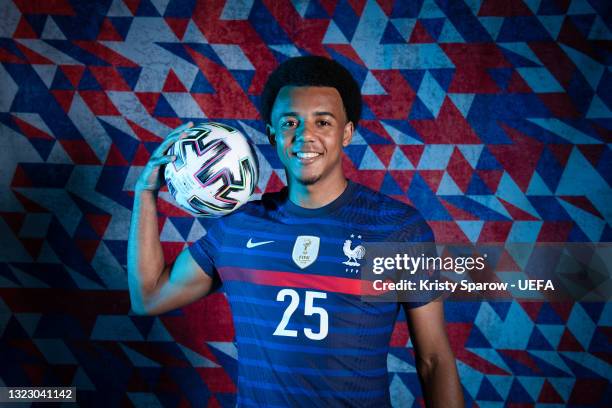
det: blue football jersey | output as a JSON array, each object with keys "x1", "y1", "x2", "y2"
[{"x1": 189, "y1": 180, "x2": 436, "y2": 407}]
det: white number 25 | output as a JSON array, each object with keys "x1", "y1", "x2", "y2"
[{"x1": 273, "y1": 289, "x2": 328, "y2": 340}]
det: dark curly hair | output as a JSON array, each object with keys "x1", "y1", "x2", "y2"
[{"x1": 260, "y1": 56, "x2": 362, "y2": 128}]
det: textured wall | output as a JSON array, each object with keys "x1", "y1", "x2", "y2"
[{"x1": 0, "y1": 0, "x2": 610, "y2": 406}]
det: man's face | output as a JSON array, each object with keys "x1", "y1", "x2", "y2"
[{"x1": 268, "y1": 86, "x2": 353, "y2": 187}]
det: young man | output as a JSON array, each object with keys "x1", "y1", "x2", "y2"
[{"x1": 128, "y1": 56, "x2": 463, "y2": 407}]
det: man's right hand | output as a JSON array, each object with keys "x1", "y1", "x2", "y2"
[{"x1": 135, "y1": 121, "x2": 194, "y2": 192}]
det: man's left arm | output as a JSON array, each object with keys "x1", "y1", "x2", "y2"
[{"x1": 403, "y1": 300, "x2": 464, "y2": 408}]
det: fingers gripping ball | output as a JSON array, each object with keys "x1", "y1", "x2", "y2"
[{"x1": 164, "y1": 122, "x2": 259, "y2": 217}]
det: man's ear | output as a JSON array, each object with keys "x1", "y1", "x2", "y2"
[
  {"x1": 342, "y1": 121, "x2": 354, "y2": 147},
  {"x1": 266, "y1": 124, "x2": 276, "y2": 145}
]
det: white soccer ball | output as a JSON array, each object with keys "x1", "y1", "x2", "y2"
[{"x1": 164, "y1": 122, "x2": 259, "y2": 217}]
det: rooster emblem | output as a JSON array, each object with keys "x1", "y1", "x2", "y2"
[{"x1": 342, "y1": 239, "x2": 366, "y2": 267}]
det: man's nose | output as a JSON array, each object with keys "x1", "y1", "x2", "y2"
[{"x1": 295, "y1": 121, "x2": 315, "y2": 142}]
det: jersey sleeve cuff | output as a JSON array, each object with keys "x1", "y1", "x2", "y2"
[{"x1": 188, "y1": 241, "x2": 216, "y2": 280}]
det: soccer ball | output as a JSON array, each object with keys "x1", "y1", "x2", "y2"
[{"x1": 164, "y1": 122, "x2": 259, "y2": 217}]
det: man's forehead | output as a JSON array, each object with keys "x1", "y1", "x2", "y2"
[{"x1": 271, "y1": 86, "x2": 346, "y2": 115}]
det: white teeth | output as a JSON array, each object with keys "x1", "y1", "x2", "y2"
[{"x1": 296, "y1": 152, "x2": 320, "y2": 159}]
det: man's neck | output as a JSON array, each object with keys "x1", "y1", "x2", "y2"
[{"x1": 288, "y1": 176, "x2": 348, "y2": 209}]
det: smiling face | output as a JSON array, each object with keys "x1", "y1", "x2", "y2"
[{"x1": 268, "y1": 86, "x2": 353, "y2": 188}]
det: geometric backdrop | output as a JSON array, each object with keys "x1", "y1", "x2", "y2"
[{"x1": 0, "y1": 0, "x2": 610, "y2": 406}]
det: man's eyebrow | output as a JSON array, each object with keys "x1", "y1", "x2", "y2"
[
  {"x1": 314, "y1": 111, "x2": 336, "y2": 118},
  {"x1": 278, "y1": 111, "x2": 337, "y2": 118}
]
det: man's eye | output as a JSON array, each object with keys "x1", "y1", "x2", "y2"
[
  {"x1": 282, "y1": 120, "x2": 297, "y2": 128},
  {"x1": 318, "y1": 120, "x2": 331, "y2": 126}
]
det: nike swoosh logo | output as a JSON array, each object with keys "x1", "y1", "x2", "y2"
[{"x1": 246, "y1": 238, "x2": 275, "y2": 248}]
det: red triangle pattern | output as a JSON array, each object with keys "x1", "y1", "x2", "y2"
[
  {"x1": 489, "y1": 124, "x2": 544, "y2": 191},
  {"x1": 557, "y1": 328, "x2": 584, "y2": 351},
  {"x1": 85, "y1": 214, "x2": 111, "y2": 238},
  {"x1": 165, "y1": 18, "x2": 190, "y2": 40},
  {"x1": 132, "y1": 143, "x2": 152, "y2": 166},
  {"x1": 476, "y1": 169, "x2": 504, "y2": 193},
  {"x1": 12, "y1": 116, "x2": 54, "y2": 140},
  {"x1": 88, "y1": 66, "x2": 131, "y2": 91},
  {"x1": 14, "y1": 43, "x2": 53, "y2": 64},
  {"x1": 161, "y1": 293, "x2": 234, "y2": 355},
  {"x1": 324, "y1": 44, "x2": 366, "y2": 66},
  {"x1": 518, "y1": 301, "x2": 543, "y2": 322},
  {"x1": 352, "y1": 170, "x2": 386, "y2": 191},
  {"x1": 13, "y1": 191, "x2": 48, "y2": 213},
  {"x1": 104, "y1": 144, "x2": 129, "y2": 166},
  {"x1": 156, "y1": 198, "x2": 191, "y2": 217},
  {"x1": 477, "y1": 221, "x2": 513, "y2": 243},
  {"x1": 78, "y1": 90, "x2": 121, "y2": 116},
  {"x1": 97, "y1": 18, "x2": 123, "y2": 41},
  {"x1": 75, "y1": 239, "x2": 100, "y2": 262},
  {"x1": 547, "y1": 144, "x2": 572, "y2": 167},
  {"x1": 428, "y1": 221, "x2": 472, "y2": 243},
  {"x1": 478, "y1": 0, "x2": 533, "y2": 16},
  {"x1": 398, "y1": 145, "x2": 424, "y2": 168},
  {"x1": 135, "y1": 92, "x2": 161, "y2": 116},
  {"x1": 389, "y1": 170, "x2": 414, "y2": 193},
  {"x1": 2, "y1": 212, "x2": 25, "y2": 235},
  {"x1": 359, "y1": 120, "x2": 394, "y2": 143},
  {"x1": 536, "y1": 221, "x2": 573, "y2": 242},
  {"x1": 418, "y1": 170, "x2": 444, "y2": 192},
  {"x1": 447, "y1": 147, "x2": 473, "y2": 192},
  {"x1": 61, "y1": 65, "x2": 85, "y2": 88},
  {"x1": 206, "y1": 395, "x2": 223, "y2": 408},
  {"x1": 362, "y1": 71, "x2": 415, "y2": 119},
  {"x1": 346, "y1": 0, "x2": 366, "y2": 15},
  {"x1": 370, "y1": 145, "x2": 395, "y2": 167},
  {"x1": 411, "y1": 99, "x2": 482, "y2": 144},
  {"x1": 318, "y1": 0, "x2": 338, "y2": 16},
  {"x1": 577, "y1": 144, "x2": 606, "y2": 167},
  {"x1": 538, "y1": 379, "x2": 565, "y2": 403},
  {"x1": 374, "y1": 0, "x2": 394, "y2": 16},
  {"x1": 506, "y1": 70, "x2": 532, "y2": 93},
  {"x1": 13, "y1": 17, "x2": 38, "y2": 39},
  {"x1": 591, "y1": 122, "x2": 612, "y2": 142},
  {"x1": 497, "y1": 349, "x2": 541, "y2": 372},
  {"x1": 548, "y1": 301, "x2": 573, "y2": 321},
  {"x1": 11, "y1": 165, "x2": 33, "y2": 188},
  {"x1": 162, "y1": 69, "x2": 188, "y2": 93},
  {"x1": 389, "y1": 322, "x2": 409, "y2": 347},
  {"x1": 439, "y1": 199, "x2": 481, "y2": 220},
  {"x1": 265, "y1": 172, "x2": 285, "y2": 193},
  {"x1": 0, "y1": 48, "x2": 25, "y2": 63},
  {"x1": 51, "y1": 90, "x2": 75, "y2": 112},
  {"x1": 409, "y1": 21, "x2": 434, "y2": 43},
  {"x1": 498, "y1": 197, "x2": 540, "y2": 221},
  {"x1": 538, "y1": 93, "x2": 580, "y2": 118},
  {"x1": 127, "y1": 118, "x2": 164, "y2": 142},
  {"x1": 157, "y1": 117, "x2": 184, "y2": 130},
  {"x1": 60, "y1": 140, "x2": 101, "y2": 165},
  {"x1": 494, "y1": 249, "x2": 522, "y2": 272},
  {"x1": 123, "y1": 0, "x2": 141, "y2": 15},
  {"x1": 558, "y1": 195, "x2": 603, "y2": 218}
]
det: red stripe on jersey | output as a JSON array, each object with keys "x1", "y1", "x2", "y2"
[{"x1": 219, "y1": 267, "x2": 389, "y2": 297}]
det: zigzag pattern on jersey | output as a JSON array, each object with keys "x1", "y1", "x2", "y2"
[{"x1": 0, "y1": 0, "x2": 610, "y2": 406}]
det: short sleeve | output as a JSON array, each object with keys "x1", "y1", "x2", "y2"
[
  {"x1": 188, "y1": 219, "x2": 224, "y2": 286},
  {"x1": 395, "y1": 212, "x2": 445, "y2": 309}
]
